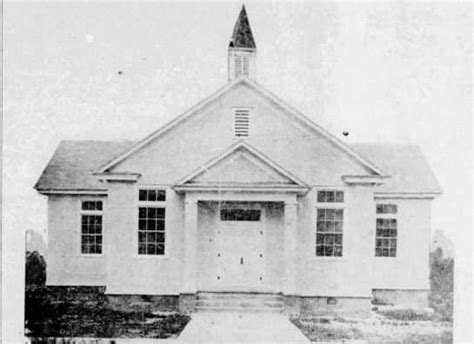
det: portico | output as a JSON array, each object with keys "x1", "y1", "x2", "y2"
[
  {"x1": 172, "y1": 141, "x2": 308, "y2": 304},
  {"x1": 175, "y1": 187, "x2": 306, "y2": 312}
]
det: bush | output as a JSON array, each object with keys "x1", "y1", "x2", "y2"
[
  {"x1": 25, "y1": 286, "x2": 190, "y2": 338},
  {"x1": 430, "y1": 248, "x2": 454, "y2": 295},
  {"x1": 429, "y1": 292, "x2": 453, "y2": 322},
  {"x1": 429, "y1": 248, "x2": 454, "y2": 322},
  {"x1": 26, "y1": 251, "x2": 46, "y2": 286}
]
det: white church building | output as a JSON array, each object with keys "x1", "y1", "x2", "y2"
[{"x1": 35, "y1": 6, "x2": 441, "y2": 316}]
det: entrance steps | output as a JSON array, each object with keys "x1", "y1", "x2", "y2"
[{"x1": 195, "y1": 292, "x2": 284, "y2": 313}]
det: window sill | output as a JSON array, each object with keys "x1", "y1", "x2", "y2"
[
  {"x1": 133, "y1": 254, "x2": 170, "y2": 260},
  {"x1": 79, "y1": 253, "x2": 104, "y2": 258},
  {"x1": 374, "y1": 256, "x2": 398, "y2": 260},
  {"x1": 311, "y1": 256, "x2": 347, "y2": 262}
]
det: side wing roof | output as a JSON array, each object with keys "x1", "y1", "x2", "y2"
[
  {"x1": 351, "y1": 143, "x2": 442, "y2": 195},
  {"x1": 34, "y1": 140, "x2": 136, "y2": 192},
  {"x1": 34, "y1": 141, "x2": 441, "y2": 196}
]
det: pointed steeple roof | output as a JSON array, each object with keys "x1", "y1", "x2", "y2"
[{"x1": 229, "y1": 5, "x2": 256, "y2": 49}]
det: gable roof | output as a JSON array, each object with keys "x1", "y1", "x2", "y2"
[
  {"x1": 229, "y1": 5, "x2": 256, "y2": 49},
  {"x1": 35, "y1": 140, "x2": 441, "y2": 196},
  {"x1": 96, "y1": 78, "x2": 385, "y2": 176},
  {"x1": 34, "y1": 140, "x2": 136, "y2": 192},
  {"x1": 175, "y1": 140, "x2": 308, "y2": 187}
]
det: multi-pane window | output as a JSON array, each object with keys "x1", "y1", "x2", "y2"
[
  {"x1": 220, "y1": 208, "x2": 261, "y2": 221},
  {"x1": 316, "y1": 209, "x2": 344, "y2": 257},
  {"x1": 139, "y1": 189, "x2": 166, "y2": 202},
  {"x1": 375, "y1": 204, "x2": 398, "y2": 257},
  {"x1": 316, "y1": 190, "x2": 344, "y2": 257},
  {"x1": 317, "y1": 190, "x2": 344, "y2": 203},
  {"x1": 81, "y1": 200, "x2": 103, "y2": 254},
  {"x1": 82, "y1": 201, "x2": 103, "y2": 211},
  {"x1": 138, "y1": 189, "x2": 166, "y2": 255},
  {"x1": 376, "y1": 204, "x2": 397, "y2": 214}
]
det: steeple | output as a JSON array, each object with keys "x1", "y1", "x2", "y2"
[
  {"x1": 228, "y1": 5, "x2": 257, "y2": 81},
  {"x1": 230, "y1": 5, "x2": 256, "y2": 49}
]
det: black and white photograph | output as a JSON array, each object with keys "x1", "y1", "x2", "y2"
[{"x1": 2, "y1": 1, "x2": 472, "y2": 343}]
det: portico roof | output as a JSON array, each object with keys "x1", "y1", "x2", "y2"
[{"x1": 173, "y1": 140, "x2": 309, "y2": 194}]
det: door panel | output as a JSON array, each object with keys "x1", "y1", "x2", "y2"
[{"x1": 215, "y1": 213, "x2": 265, "y2": 291}]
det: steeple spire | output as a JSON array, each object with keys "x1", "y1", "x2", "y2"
[
  {"x1": 228, "y1": 4, "x2": 257, "y2": 81},
  {"x1": 230, "y1": 5, "x2": 256, "y2": 49}
]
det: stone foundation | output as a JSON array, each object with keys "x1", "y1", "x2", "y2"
[
  {"x1": 107, "y1": 293, "x2": 372, "y2": 316},
  {"x1": 39, "y1": 287, "x2": 421, "y2": 316},
  {"x1": 179, "y1": 293, "x2": 197, "y2": 314},
  {"x1": 283, "y1": 295, "x2": 301, "y2": 317},
  {"x1": 26, "y1": 286, "x2": 108, "y2": 314},
  {"x1": 372, "y1": 289, "x2": 429, "y2": 308},
  {"x1": 107, "y1": 294, "x2": 179, "y2": 313},
  {"x1": 297, "y1": 296, "x2": 372, "y2": 318}
]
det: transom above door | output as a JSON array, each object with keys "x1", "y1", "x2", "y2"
[{"x1": 215, "y1": 202, "x2": 266, "y2": 291}]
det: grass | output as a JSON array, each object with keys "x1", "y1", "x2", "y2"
[
  {"x1": 400, "y1": 331, "x2": 453, "y2": 344},
  {"x1": 375, "y1": 308, "x2": 438, "y2": 321},
  {"x1": 291, "y1": 315, "x2": 452, "y2": 344},
  {"x1": 25, "y1": 286, "x2": 190, "y2": 339},
  {"x1": 291, "y1": 318, "x2": 364, "y2": 342}
]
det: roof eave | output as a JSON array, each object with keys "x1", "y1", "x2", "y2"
[
  {"x1": 342, "y1": 175, "x2": 390, "y2": 185},
  {"x1": 374, "y1": 191, "x2": 442, "y2": 199},
  {"x1": 173, "y1": 184, "x2": 309, "y2": 195},
  {"x1": 35, "y1": 188, "x2": 108, "y2": 196},
  {"x1": 92, "y1": 172, "x2": 141, "y2": 182}
]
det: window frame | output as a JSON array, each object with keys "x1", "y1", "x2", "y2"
[
  {"x1": 78, "y1": 198, "x2": 105, "y2": 257},
  {"x1": 134, "y1": 186, "x2": 169, "y2": 259},
  {"x1": 314, "y1": 189, "x2": 346, "y2": 261},
  {"x1": 374, "y1": 203, "x2": 398, "y2": 258}
]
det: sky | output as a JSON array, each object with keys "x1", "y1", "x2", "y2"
[{"x1": 3, "y1": 1, "x2": 471, "y2": 250}]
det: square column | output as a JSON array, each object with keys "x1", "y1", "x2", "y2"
[
  {"x1": 283, "y1": 200, "x2": 298, "y2": 295},
  {"x1": 182, "y1": 199, "x2": 198, "y2": 294}
]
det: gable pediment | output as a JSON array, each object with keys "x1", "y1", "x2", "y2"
[
  {"x1": 176, "y1": 141, "x2": 307, "y2": 188},
  {"x1": 191, "y1": 150, "x2": 294, "y2": 185},
  {"x1": 97, "y1": 78, "x2": 385, "y2": 179}
]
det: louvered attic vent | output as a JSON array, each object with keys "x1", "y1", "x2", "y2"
[
  {"x1": 234, "y1": 108, "x2": 250, "y2": 138},
  {"x1": 234, "y1": 55, "x2": 250, "y2": 78}
]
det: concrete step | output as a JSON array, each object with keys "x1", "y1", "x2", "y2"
[
  {"x1": 198, "y1": 292, "x2": 283, "y2": 300},
  {"x1": 195, "y1": 306, "x2": 283, "y2": 314},
  {"x1": 195, "y1": 292, "x2": 284, "y2": 314},
  {"x1": 195, "y1": 299, "x2": 284, "y2": 308}
]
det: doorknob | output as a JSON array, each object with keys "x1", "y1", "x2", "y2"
[{"x1": 240, "y1": 257, "x2": 243, "y2": 265}]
